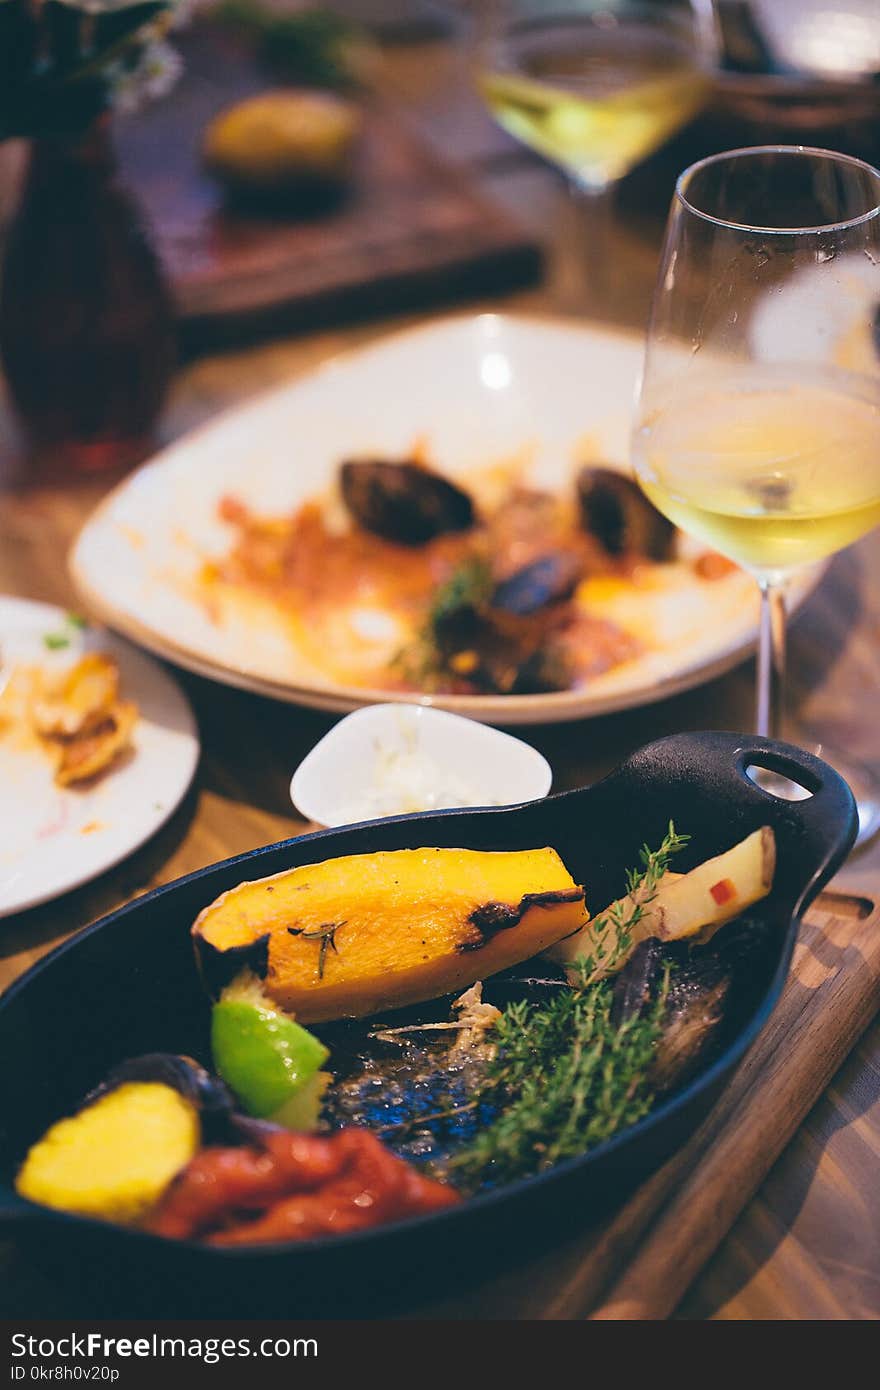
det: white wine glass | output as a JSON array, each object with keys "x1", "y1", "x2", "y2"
[
  {"x1": 474, "y1": 0, "x2": 716, "y2": 292},
  {"x1": 632, "y1": 144, "x2": 880, "y2": 844}
]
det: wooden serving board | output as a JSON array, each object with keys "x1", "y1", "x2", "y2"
[
  {"x1": 416, "y1": 887, "x2": 880, "y2": 1319},
  {"x1": 112, "y1": 25, "x2": 541, "y2": 348}
]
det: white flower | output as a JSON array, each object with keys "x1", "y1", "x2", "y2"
[{"x1": 109, "y1": 37, "x2": 184, "y2": 115}]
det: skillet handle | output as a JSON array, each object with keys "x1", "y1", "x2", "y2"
[
  {"x1": 621, "y1": 732, "x2": 858, "y2": 917},
  {"x1": 728, "y1": 734, "x2": 856, "y2": 843}
]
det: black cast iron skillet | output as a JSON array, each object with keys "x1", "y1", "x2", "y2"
[{"x1": 0, "y1": 732, "x2": 857, "y2": 1316}]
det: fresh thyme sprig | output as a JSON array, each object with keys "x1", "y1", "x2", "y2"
[
  {"x1": 571, "y1": 821, "x2": 691, "y2": 983},
  {"x1": 287, "y1": 920, "x2": 345, "y2": 980},
  {"x1": 451, "y1": 969, "x2": 671, "y2": 1187},
  {"x1": 450, "y1": 824, "x2": 687, "y2": 1189}
]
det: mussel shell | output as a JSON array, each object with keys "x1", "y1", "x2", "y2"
[
  {"x1": 577, "y1": 466, "x2": 675, "y2": 560},
  {"x1": 611, "y1": 937, "x2": 663, "y2": 1028},
  {"x1": 491, "y1": 552, "x2": 584, "y2": 616},
  {"x1": 609, "y1": 916, "x2": 775, "y2": 1092},
  {"x1": 433, "y1": 605, "x2": 572, "y2": 695},
  {"x1": 652, "y1": 971, "x2": 729, "y2": 1091},
  {"x1": 507, "y1": 639, "x2": 574, "y2": 695},
  {"x1": 340, "y1": 459, "x2": 474, "y2": 544}
]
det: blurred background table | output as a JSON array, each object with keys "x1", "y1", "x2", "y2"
[{"x1": 1, "y1": 25, "x2": 879, "y2": 1320}]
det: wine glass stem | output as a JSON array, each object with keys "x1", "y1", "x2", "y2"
[
  {"x1": 756, "y1": 579, "x2": 786, "y2": 740},
  {"x1": 569, "y1": 181, "x2": 613, "y2": 311}
]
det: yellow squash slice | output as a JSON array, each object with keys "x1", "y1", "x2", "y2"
[
  {"x1": 16, "y1": 1082, "x2": 200, "y2": 1225},
  {"x1": 193, "y1": 847, "x2": 586, "y2": 1022}
]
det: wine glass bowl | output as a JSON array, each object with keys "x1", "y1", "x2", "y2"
[
  {"x1": 632, "y1": 145, "x2": 880, "y2": 842},
  {"x1": 475, "y1": 1, "x2": 713, "y2": 195}
]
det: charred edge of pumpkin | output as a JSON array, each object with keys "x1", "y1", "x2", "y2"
[
  {"x1": 195, "y1": 933, "x2": 270, "y2": 999},
  {"x1": 459, "y1": 886, "x2": 584, "y2": 953}
]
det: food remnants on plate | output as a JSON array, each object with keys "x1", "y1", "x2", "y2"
[
  {"x1": 17, "y1": 823, "x2": 777, "y2": 1244},
  {"x1": 199, "y1": 449, "x2": 737, "y2": 696},
  {"x1": 0, "y1": 636, "x2": 138, "y2": 787}
]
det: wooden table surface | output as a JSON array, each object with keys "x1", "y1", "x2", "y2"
[{"x1": 1, "y1": 33, "x2": 879, "y2": 1320}]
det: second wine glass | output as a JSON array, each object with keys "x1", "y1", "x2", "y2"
[
  {"x1": 474, "y1": 0, "x2": 715, "y2": 292},
  {"x1": 632, "y1": 144, "x2": 880, "y2": 843}
]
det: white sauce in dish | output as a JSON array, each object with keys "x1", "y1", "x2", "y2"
[{"x1": 334, "y1": 729, "x2": 499, "y2": 822}]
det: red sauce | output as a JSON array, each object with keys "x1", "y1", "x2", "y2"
[
  {"x1": 149, "y1": 1126, "x2": 459, "y2": 1245},
  {"x1": 208, "y1": 489, "x2": 643, "y2": 693}
]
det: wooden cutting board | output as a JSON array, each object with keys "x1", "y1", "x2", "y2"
[
  {"x1": 112, "y1": 25, "x2": 541, "y2": 348},
  {"x1": 416, "y1": 887, "x2": 880, "y2": 1319}
]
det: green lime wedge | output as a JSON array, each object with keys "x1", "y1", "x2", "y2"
[
  {"x1": 211, "y1": 998, "x2": 329, "y2": 1122},
  {"x1": 272, "y1": 1071, "x2": 331, "y2": 1132}
]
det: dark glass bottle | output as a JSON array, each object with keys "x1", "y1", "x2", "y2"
[{"x1": 0, "y1": 116, "x2": 176, "y2": 474}]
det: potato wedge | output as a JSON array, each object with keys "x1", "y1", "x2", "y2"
[
  {"x1": 33, "y1": 652, "x2": 120, "y2": 737},
  {"x1": 548, "y1": 828, "x2": 775, "y2": 977},
  {"x1": 54, "y1": 699, "x2": 138, "y2": 785},
  {"x1": 193, "y1": 847, "x2": 586, "y2": 1022}
]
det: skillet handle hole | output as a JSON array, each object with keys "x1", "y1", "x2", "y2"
[{"x1": 745, "y1": 763, "x2": 814, "y2": 802}]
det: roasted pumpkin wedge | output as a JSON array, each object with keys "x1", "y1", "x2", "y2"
[{"x1": 192, "y1": 847, "x2": 586, "y2": 1022}]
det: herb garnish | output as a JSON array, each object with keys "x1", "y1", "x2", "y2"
[
  {"x1": 287, "y1": 920, "x2": 345, "y2": 980},
  {"x1": 579, "y1": 821, "x2": 690, "y2": 982},
  {"x1": 42, "y1": 611, "x2": 88, "y2": 651},
  {"x1": 451, "y1": 823, "x2": 688, "y2": 1188},
  {"x1": 393, "y1": 556, "x2": 493, "y2": 687},
  {"x1": 427, "y1": 557, "x2": 493, "y2": 630}
]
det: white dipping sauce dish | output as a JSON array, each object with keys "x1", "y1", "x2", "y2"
[{"x1": 290, "y1": 703, "x2": 553, "y2": 828}]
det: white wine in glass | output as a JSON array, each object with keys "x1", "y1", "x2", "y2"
[
  {"x1": 478, "y1": 10, "x2": 711, "y2": 192},
  {"x1": 637, "y1": 363, "x2": 880, "y2": 572},
  {"x1": 474, "y1": 1, "x2": 715, "y2": 297},
  {"x1": 633, "y1": 146, "x2": 880, "y2": 844}
]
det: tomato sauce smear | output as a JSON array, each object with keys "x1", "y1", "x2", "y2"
[{"x1": 149, "y1": 1126, "x2": 459, "y2": 1245}]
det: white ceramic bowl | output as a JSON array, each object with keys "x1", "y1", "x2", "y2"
[{"x1": 290, "y1": 703, "x2": 553, "y2": 828}]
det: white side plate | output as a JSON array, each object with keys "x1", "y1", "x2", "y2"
[{"x1": 0, "y1": 597, "x2": 199, "y2": 919}]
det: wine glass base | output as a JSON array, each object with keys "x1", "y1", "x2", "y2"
[
  {"x1": 748, "y1": 742, "x2": 880, "y2": 851},
  {"x1": 808, "y1": 744, "x2": 880, "y2": 852}
]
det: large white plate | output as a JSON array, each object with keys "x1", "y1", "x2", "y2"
[
  {"x1": 70, "y1": 314, "x2": 816, "y2": 725},
  {"x1": 0, "y1": 597, "x2": 199, "y2": 919}
]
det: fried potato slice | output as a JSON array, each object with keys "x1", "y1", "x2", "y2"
[
  {"x1": 54, "y1": 700, "x2": 138, "y2": 786},
  {"x1": 548, "y1": 828, "x2": 775, "y2": 979},
  {"x1": 33, "y1": 653, "x2": 120, "y2": 737}
]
